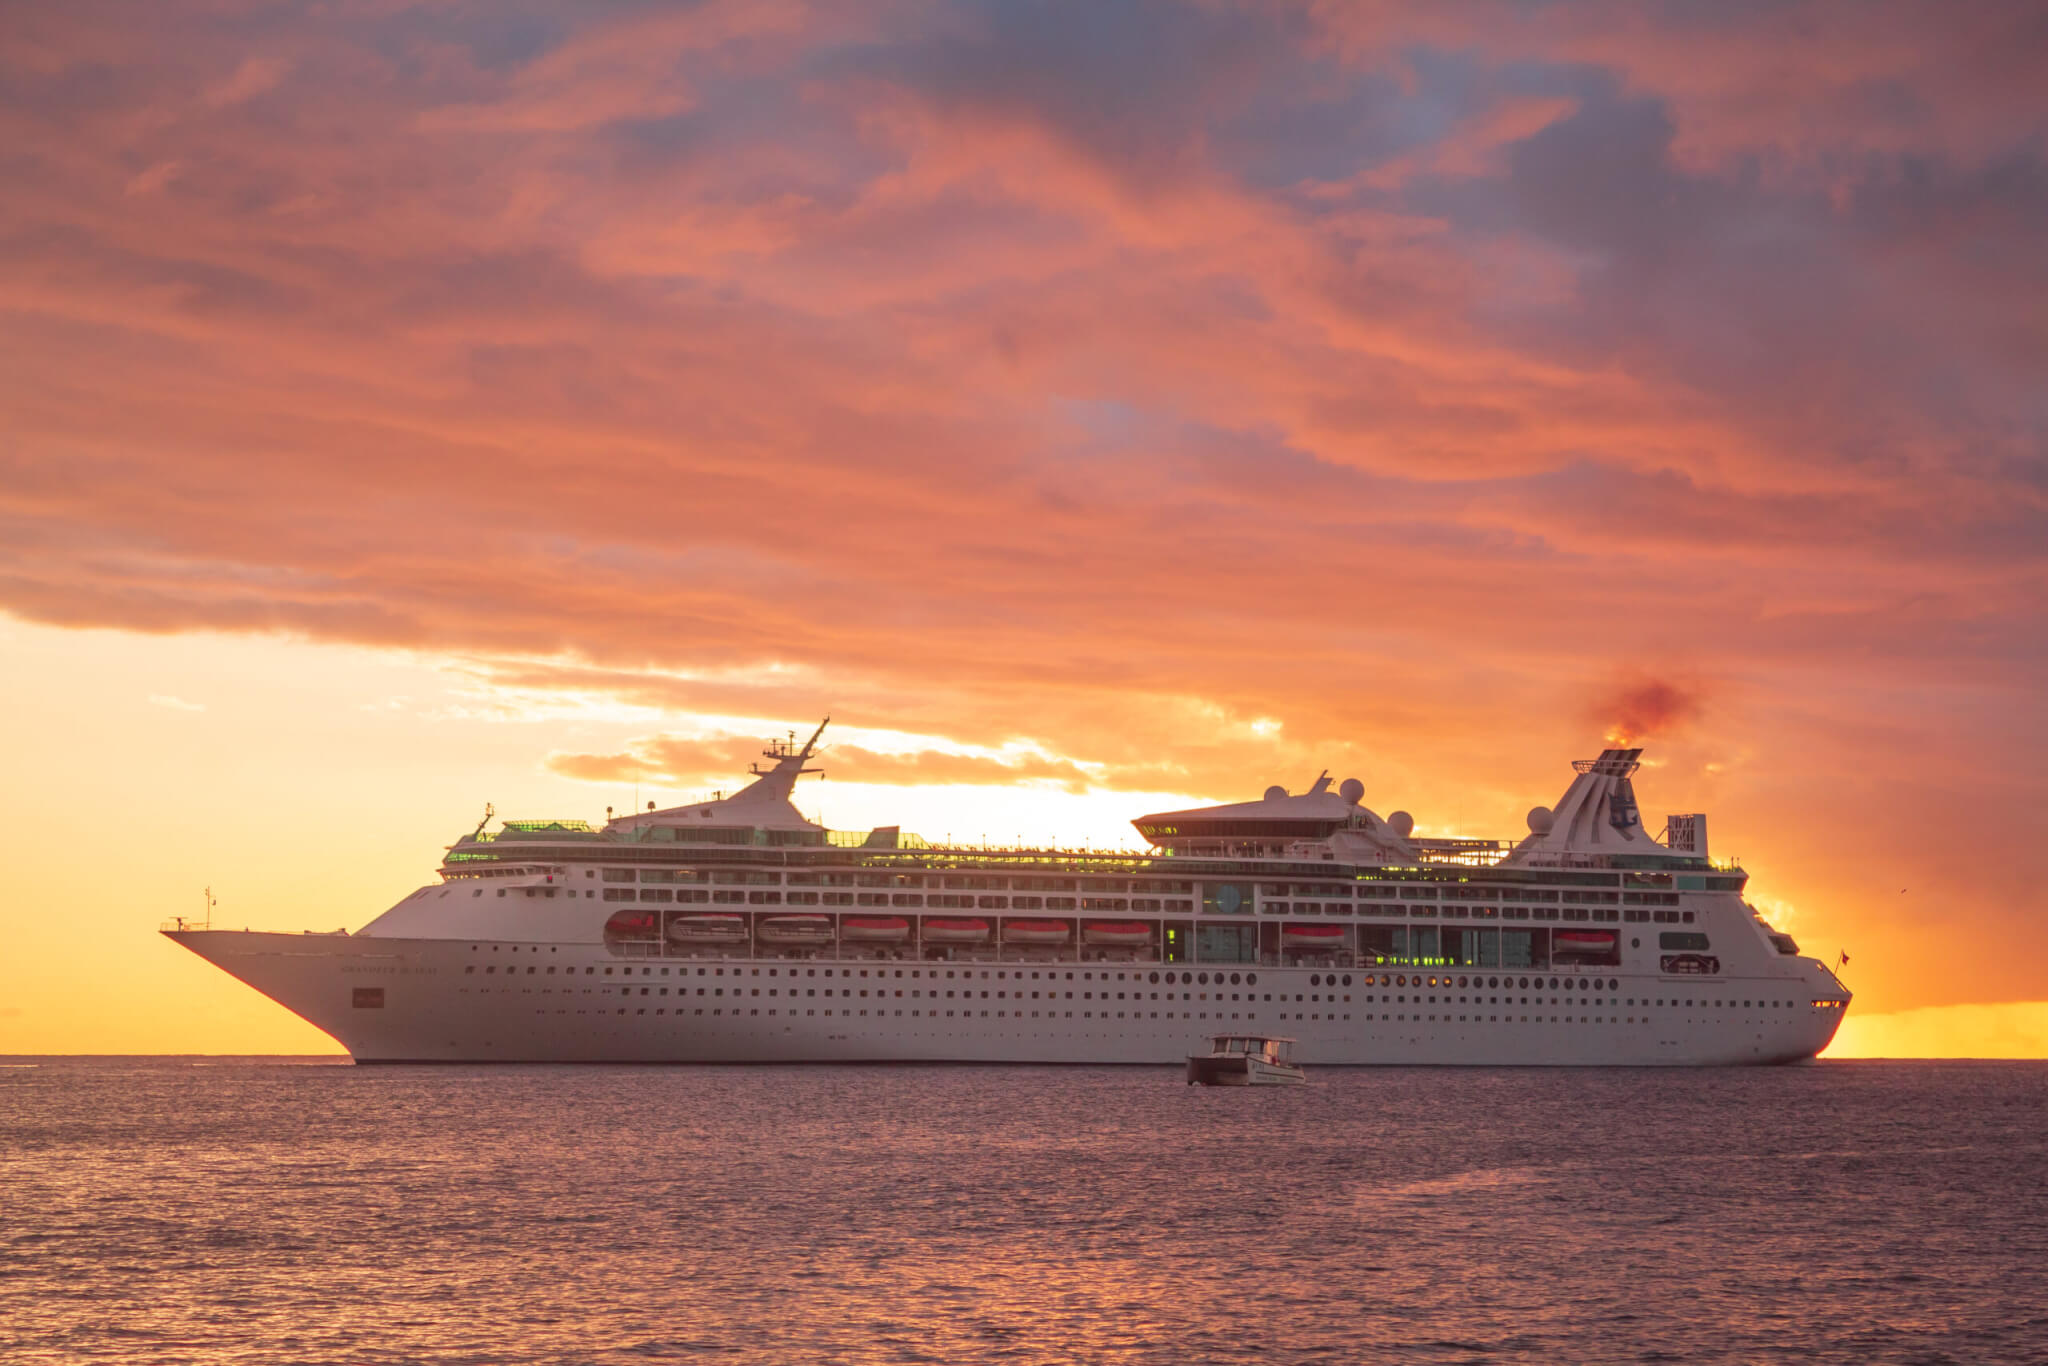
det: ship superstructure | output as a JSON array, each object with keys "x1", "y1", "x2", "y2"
[{"x1": 165, "y1": 721, "x2": 1850, "y2": 1064}]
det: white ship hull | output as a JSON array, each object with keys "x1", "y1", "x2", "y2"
[
  {"x1": 164, "y1": 733, "x2": 1851, "y2": 1066},
  {"x1": 168, "y1": 929, "x2": 1846, "y2": 1066}
]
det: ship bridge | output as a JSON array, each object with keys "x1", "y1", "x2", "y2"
[{"x1": 1133, "y1": 773, "x2": 1421, "y2": 863}]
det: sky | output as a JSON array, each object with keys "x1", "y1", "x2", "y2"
[{"x1": 2, "y1": 0, "x2": 2044, "y2": 1057}]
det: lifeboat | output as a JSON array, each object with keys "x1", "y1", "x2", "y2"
[
  {"x1": 921, "y1": 917, "x2": 991, "y2": 944},
  {"x1": 1002, "y1": 918, "x2": 1071, "y2": 945},
  {"x1": 840, "y1": 916, "x2": 911, "y2": 944},
  {"x1": 1280, "y1": 923, "x2": 1346, "y2": 948},
  {"x1": 1554, "y1": 930, "x2": 1617, "y2": 953},
  {"x1": 604, "y1": 909, "x2": 660, "y2": 939},
  {"x1": 757, "y1": 914, "x2": 834, "y2": 945},
  {"x1": 664, "y1": 914, "x2": 747, "y2": 943},
  {"x1": 1083, "y1": 921, "x2": 1153, "y2": 946}
]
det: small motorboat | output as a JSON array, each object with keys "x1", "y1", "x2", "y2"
[
  {"x1": 756, "y1": 914, "x2": 834, "y2": 945},
  {"x1": 921, "y1": 917, "x2": 991, "y2": 944},
  {"x1": 841, "y1": 916, "x2": 911, "y2": 943},
  {"x1": 664, "y1": 914, "x2": 748, "y2": 943},
  {"x1": 1082, "y1": 920, "x2": 1153, "y2": 947},
  {"x1": 1002, "y1": 918, "x2": 1071, "y2": 945},
  {"x1": 1187, "y1": 1035, "x2": 1305, "y2": 1086}
]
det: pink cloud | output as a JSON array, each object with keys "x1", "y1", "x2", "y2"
[{"x1": 0, "y1": 1, "x2": 2043, "y2": 1020}]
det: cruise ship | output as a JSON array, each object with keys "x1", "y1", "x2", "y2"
[{"x1": 165, "y1": 721, "x2": 1851, "y2": 1065}]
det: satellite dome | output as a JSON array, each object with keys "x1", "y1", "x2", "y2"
[
  {"x1": 1527, "y1": 805, "x2": 1555, "y2": 835},
  {"x1": 1387, "y1": 810, "x2": 1414, "y2": 838},
  {"x1": 1338, "y1": 777, "x2": 1365, "y2": 805},
  {"x1": 1263, "y1": 785, "x2": 1289, "y2": 801}
]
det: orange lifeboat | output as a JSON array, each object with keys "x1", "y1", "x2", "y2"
[
  {"x1": 665, "y1": 914, "x2": 747, "y2": 944},
  {"x1": 921, "y1": 917, "x2": 991, "y2": 944},
  {"x1": 1002, "y1": 918, "x2": 1071, "y2": 945},
  {"x1": 604, "y1": 909, "x2": 660, "y2": 939},
  {"x1": 841, "y1": 916, "x2": 911, "y2": 943},
  {"x1": 1280, "y1": 923, "x2": 1345, "y2": 948},
  {"x1": 1083, "y1": 921, "x2": 1153, "y2": 946},
  {"x1": 1554, "y1": 930, "x2": 1617, "y2": 956}
]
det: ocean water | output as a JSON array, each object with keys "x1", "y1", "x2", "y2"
[{"x1": 2, "y1": 1059, "x2": 2044, "y2": 1365}]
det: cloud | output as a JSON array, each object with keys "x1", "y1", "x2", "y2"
[
  {"x1": 203, "y1": 56, "x2": 288, "y2": 109},
  {"x1": 147, "y1": 694, "x2": 206, "y2": 712},
  {"x1": 547, "y1": 734, "x2": 1096, "y2": 793},
  {"x1": 0, "y1": 1, "x2": 2044, "y2": 1023}
]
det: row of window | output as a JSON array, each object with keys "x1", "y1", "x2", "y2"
[
  {"x1": 546, "y1": 868, "x2": 1691, "y2": 903},
  {"x1": 465, "y1": 949, "x2": 1777, "y2": 1008},
  {"x1": 1278, "y1": 903, "x2": 1632, "y2": 923},
  {"x1": 597, "y1": 869, "x2": 1202, "y2": 892},
  {"x1": 571, "y1": 1007, "x2": 1283, "y2": 1023},
  {"x1": 480, "y1": 984, "x2": 1331, "y2": 1004},
  {"x1": 587, "y1": 891, "x2": 1688, "y2": 929},
  {"x1": 463, "y1": 984, "x2": 1810, "y2": 1018}
]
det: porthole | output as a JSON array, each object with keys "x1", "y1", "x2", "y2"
[
  {"x1": 1149, "y1": 971, "x2": 1159, "y2": 984},
  {"x1": 1487, "y1": 976, "x2": 1499, "y2": 989},
  {"x1": 1341, "y1": 974, "x2": 1352, "y2": 987},
  {"x1": 1548, "y1": 977, "x2": 1559, "y2": 989},
  {"x1": 1458, "y1": 976, "x2": 1468, "y2": 988},
  {"x1": 1310, "y1": 974, "x2": 1321, "y2": 987},
  {"x1": 1198, "y1": 972, "x2": 1209, "y2": 985},
  {"x1": 1631, "y1": 937, "x2": 1640, "y2": 948},
  {"x1": 1396, "y1": 975, "x2": 1407, "y2": 987},
  {"x1": 1246, "y1": 973, "x2": 1257, "y2": 986},
  {"x1": 1229, "y1": 972, "x2": 1241, "y2": 985}
]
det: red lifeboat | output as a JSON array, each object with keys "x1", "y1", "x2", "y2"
[
  {"x1": 841, "y1": 916, "x2": 911, "y2": 943},
  {"x1": 921, "y1": 918, "x2": 991, "y2": 944},
  {"x1": 604, "y1": 909, "x2": 660, "y2": 939},
  {"x1": 1280, "y1": 923, "x2": 1345, "y2": 947},
  {"x1": 1083, "y1": 921, "x2": 1153, "y2": 946},
  {"x1": 1554, "y1": 930, "x2": 1617, "y2": 953},
  {"x1": 1002, "y1": 919, "x2": 1071, "y2": 945}
]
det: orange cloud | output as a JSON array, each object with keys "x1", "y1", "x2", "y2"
[
  {"x1": 0, "y1": 1, "x2": 2043, "y2": 1038},
  {"x1": 548, "y1": 735, "x2": 1095, "y2": 793}
]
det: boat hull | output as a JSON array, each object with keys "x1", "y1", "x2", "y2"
[
  {"x1": 164, "y1": 930, "x2": 1850, "y2": 1066},
  {"x1": 1186, "y1": 1055, "x2": 1306, "y2": 1086}
]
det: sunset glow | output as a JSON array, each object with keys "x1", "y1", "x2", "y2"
[{"x1": 2, "y1": 2, "x2": 2043, "y2": 1057}]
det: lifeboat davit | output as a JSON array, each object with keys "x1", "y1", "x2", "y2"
[
  {"x1": 1280, "y1": 923, "x2": 1346, "y2": 948},
  {"x1": 1003, "y1": 918, "x2": 1071, "y2": 945},
  {"x1": 757, "y1": 914, "x2": 834, "y2": 945},
  {"x1": 841, "y1": 916, "x2": 910, "y2": 943},
  {"x1": 604, "y1": 909, "x2": 660, "y2": 939},
  {"x1": 921, "y1": 917, "x2": 991, "y2": 944},
  {"x1": 1083, "y1": 921, "x2": 1153, "y2": 946},
  {"x1": 665, "y1": 914, "x2": 747, "y2": 943}
]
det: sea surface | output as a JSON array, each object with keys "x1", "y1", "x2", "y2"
[{"x1": 3, "y1": 1059, "x2": 2044, "y2": 1365}]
